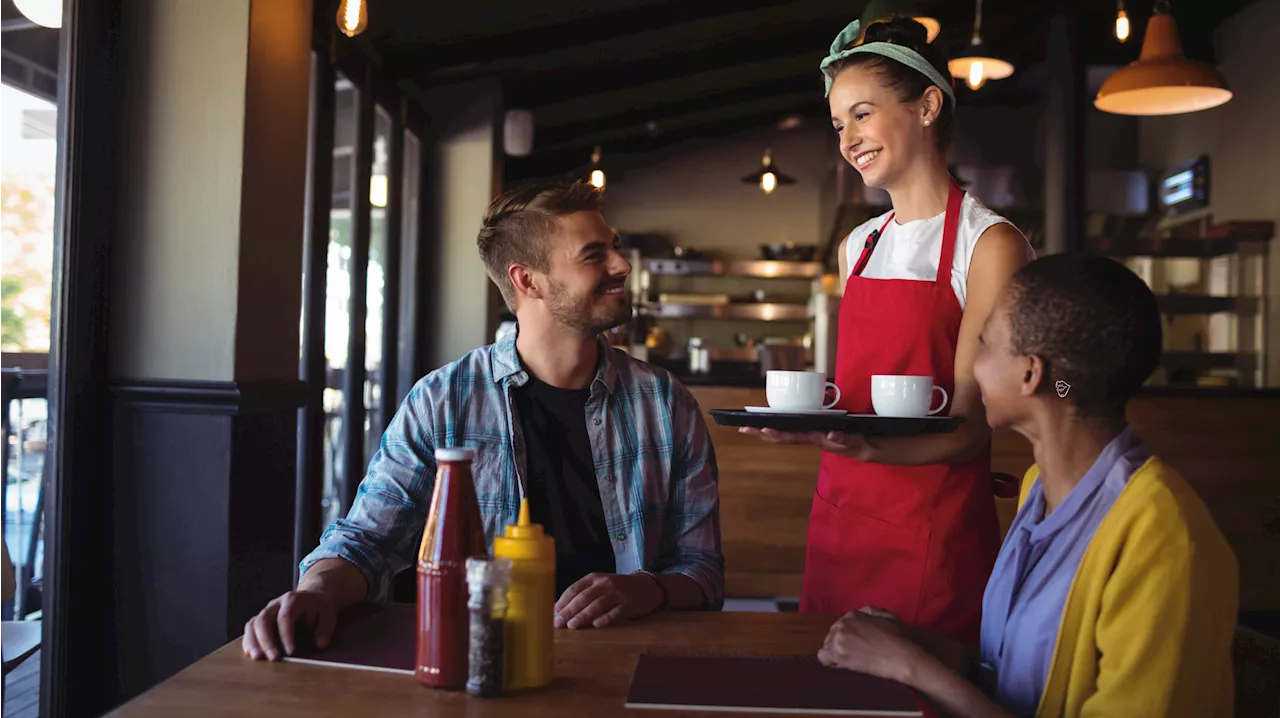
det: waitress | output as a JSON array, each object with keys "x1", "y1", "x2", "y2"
[{"x1": 743, "y1": 17, "x2": 1032, "y2": 643}]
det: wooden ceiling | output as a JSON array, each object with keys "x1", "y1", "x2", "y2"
[
  {"x1": 2, "y1": 0, "x2": 1254, "y2": 180},
  {"x1": 341, "y1": 0, "x2": 1251, "y2": 180}
]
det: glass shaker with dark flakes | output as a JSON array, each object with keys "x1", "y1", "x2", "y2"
[{"x1": 465, "y1": 555, "x2": 512, "y2": 698}]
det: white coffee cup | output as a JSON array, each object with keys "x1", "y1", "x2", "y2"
[
  {"x1": 766, "y1": 371, "x2": 841, "y2": 411},
  {"x1": 871, "y1": 375, "x2": 948, "y2": 417}
]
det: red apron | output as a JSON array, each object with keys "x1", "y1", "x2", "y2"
[{"x1": 800, "y1": 181, "x2": 999, "y2": 644}]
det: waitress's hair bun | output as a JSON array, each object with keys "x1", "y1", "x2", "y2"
[
  {"x1": 830, "y1": 17, "x2": 954, "y2": 151},
  {"x1": 860, "y1": 16, "x2": 930, "y2": 48}
]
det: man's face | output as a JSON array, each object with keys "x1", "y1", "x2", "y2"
[{"x1": 541, "y1": 210, "x2": 633, "y2": 335}]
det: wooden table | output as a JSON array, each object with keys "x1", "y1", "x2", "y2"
[{"x1": 105, "y1": 611, "x2": 920, "y2": 717}]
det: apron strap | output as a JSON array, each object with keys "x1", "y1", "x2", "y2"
[
  {"x1": 935, "y1": 179, "x2": 964, "y2": 287},
  {"x1": 852, "y1": 212, "x2": 896, "y2": 278}
]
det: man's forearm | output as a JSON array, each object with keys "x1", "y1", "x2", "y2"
[
  {"x1": 297, "y1": 558, "x2": 370, "y2": 610},
  {"x1": 657, "y1": 572, "x2": 712, "y2": 610}
]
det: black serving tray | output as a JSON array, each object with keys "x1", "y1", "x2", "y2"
[{"x1": 709, "y1": 409, "x2": 963, "y2": 437}]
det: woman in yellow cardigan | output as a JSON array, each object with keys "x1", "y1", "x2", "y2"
[{"x1": 817, "y1": 253, "x2": 1237, "y2": 717}]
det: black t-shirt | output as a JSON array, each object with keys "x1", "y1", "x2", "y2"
[{"x1": 511, "y1": 374, "x2": 616, "y2": 596}]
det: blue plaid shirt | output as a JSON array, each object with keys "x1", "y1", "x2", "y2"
[{"x1": 301, "y1": 331, "x2": 724, "y2": 608}]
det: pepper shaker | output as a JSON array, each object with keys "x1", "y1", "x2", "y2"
[{"x1": 465, "y1": 556, "x2": 512, "y2": 698}]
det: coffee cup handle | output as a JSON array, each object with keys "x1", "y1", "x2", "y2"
[
  {"x1": 823, "y1": 382, "x2": 842, "y2": 410},
  {"x1": 928, "y1": 386, "x2": 948, "y2": 415}
]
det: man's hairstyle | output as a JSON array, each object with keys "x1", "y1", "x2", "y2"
[
  {"x1": 477, "y1": 180, "x2": 604, "y2": 311},
  {"x1": 1005, "y1": 253, "x2": 1163, "y2": 419}
]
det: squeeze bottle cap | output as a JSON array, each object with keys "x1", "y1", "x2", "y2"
[{"x1": 493, "y1": 498, "x2": 555, "y2": 561}]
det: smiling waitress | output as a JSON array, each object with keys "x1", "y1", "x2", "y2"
[{"x1": 743, "y1": 17, "x2": 1033, "y2": 643}]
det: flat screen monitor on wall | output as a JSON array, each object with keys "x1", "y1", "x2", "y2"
[{"x1": 1159, "y1": 155, "x2": 1210, "y2": 216}]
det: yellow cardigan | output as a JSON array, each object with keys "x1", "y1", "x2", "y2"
[{"x1": 1018, "y1": 455, "x2": 1238, "y2": 718}]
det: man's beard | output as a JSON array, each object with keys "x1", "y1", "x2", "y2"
[{"x1": 546, "y1": 277, "x2": 633, "y2": 335}]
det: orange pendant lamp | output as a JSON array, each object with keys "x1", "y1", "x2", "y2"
[{"x1": 1094, "y1": 1, "x2": 1232, "y2": 116}]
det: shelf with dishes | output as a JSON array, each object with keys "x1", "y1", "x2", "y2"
[
  {"x1": 642, "y1": 258, "x2": 824, "y2": 279},
  {"x1": 1090, "y1": 215, "x2": 1273, "y2": 389},
  {"x1": 618, "y1": 244, "x2": 839, "y2": 380},
  {"x1": 637, "y1": 301, "x2": 812, "y2": 321}
]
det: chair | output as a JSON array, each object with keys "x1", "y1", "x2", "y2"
[{"x1": 2, "y1": 620, "x2": 41, "y2": 676}]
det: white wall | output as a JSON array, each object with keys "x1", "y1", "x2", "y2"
[
  {"x1": 425, "y1": 80, "x2": 502, "y2": 368},
  {"x1": 113, "y1": 0, "x2": 250, "y2": 381},
  {"x1": 1138, "y1": 0, "x2": 1280, "y2": 385},
  {"x1": 110, "y1": 0, "x2": 311, "y2": 382}
]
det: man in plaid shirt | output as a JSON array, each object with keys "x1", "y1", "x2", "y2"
[{"x1": 244, "y1": 180, "x2": 723, "y2": 661}]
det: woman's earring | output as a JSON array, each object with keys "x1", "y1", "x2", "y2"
[{"x1": 924, "y1": 119, "x2": 932, "y2": 127}]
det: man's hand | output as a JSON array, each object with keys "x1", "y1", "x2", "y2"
[
  {"x1": 242, "y1": 590, "x2": 338, "y2": 661},
  {"x1": 738, "y1": 427, "x2": 873, "y2": 461},
  {"x1": 554, "y1": 573, "x2": 664, "y2": 629}
]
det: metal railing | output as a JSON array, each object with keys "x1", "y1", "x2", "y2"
[{"x1": 2, "y1": 366, "x2": 47, "y2": 620}]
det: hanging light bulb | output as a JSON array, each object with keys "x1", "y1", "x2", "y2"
[
  {"x1": 743, "y1": 149, "x2": 795, "y2": 195},
  {"x1": 762, "y1": 171, "x2": 778, "y2": 195},
  {"x1": 1095, "y1": 0, "x2": 1232, "y2": 115},
  {"x1": 13, "y1": 0, "x2": 61, "y2": 28},
  {"x1": 589, "y1": 146, "x2": 606, "y2": 188},
  {"x1": 967, "y1": 61, "x2": 986, "y2": 90},
  {"x1": 948, "y1": 0, "x2": 1014, "y2": 90},
  {"x1": 336, "y1": 0, "x2": 368, "y2": 38},
  {"x1": 1115, "y1": 1, "x2": 1131, "y2": 42}
]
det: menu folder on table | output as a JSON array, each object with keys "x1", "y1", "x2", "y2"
[
  {"x1": 625, "y1": 654, "x2": 926, "y2": 716},
  {"x1": 282, "y1": 602, "x2": 415, "y2": 676}
]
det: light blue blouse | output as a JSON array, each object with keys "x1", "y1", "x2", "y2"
[{"x1": 978, "y1": 425, "x2": 1150, "y2": 716}]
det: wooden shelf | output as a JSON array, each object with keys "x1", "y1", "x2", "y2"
[
  {"x1": 639, "y1": 302, "x2": 811, "y2": 321},
  {"x1": 642, "y1": 259, "x2": 824, "y2": 279},
  {"x1": 1161, "y1": 351, "x2": 1256, "y2": 372},
  {"x1": 1088, "y1": 236, "x2": 1254, "y2": 258},
  {"x1": 1157, "y1": 295, "x2": 1262, "y2": 315}
]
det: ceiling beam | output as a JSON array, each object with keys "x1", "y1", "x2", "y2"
[
  {"x1": 536, "y1": 90, "x2": 821, "y2": 154},
  {"x1": 536, "y1": 75, "x2": 820, "y2": 146},
  {"x1": 381, "y1": 0, "x2": 788, "y2": 79},
  {"x1": 409, "y1": 0, "x2": 859, "y2": 86},
  {"x1": 525, "y1": 54, "x2": 818, "y2": 128},
  {"x1": 506, "y1": 104, "x2": 830, "y2": 183}
]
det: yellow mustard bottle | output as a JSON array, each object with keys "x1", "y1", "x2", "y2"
[{"x1": 492, "y1": 498, "x2": 556, "y2": 690}]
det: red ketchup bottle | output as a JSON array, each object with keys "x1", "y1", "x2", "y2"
[{"x1": 416, "y1": 447, "x2": 488, "y2": 689}]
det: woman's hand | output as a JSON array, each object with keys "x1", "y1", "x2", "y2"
[
  {"x1": 737, "y1": 427, "x2": 874, "y2": 461},
  {"x1": 818, "y1": 607, "x2": 927, "y2": 686}
]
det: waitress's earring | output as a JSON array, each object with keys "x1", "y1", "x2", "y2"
[{"x1": 924, "y1": 119, "x2": 932, "y2": 127}]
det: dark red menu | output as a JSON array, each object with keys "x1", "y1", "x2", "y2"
[
  {"x1": 625, "y1": 654, "x2": 925, "y2": 716},
  {"x1": 284, "y1": 602, "x2": 415, "y2": 675}
]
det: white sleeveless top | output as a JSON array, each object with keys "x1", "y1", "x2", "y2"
[{"x1": 844, "y1": 193, "x2": 1031, "y2": 310}]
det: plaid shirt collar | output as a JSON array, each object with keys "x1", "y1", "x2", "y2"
[{"x1": 489, "y1": 323, "x2": 621, "y2": 397}]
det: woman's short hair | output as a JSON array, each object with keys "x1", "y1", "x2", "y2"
[{"x1": 1005, "y1": 254, "x2": 1163, "y2": 418}]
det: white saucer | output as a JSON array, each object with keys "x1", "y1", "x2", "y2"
[{"x1": 744, "y1": 406, "x2": 847, "y2": 416}]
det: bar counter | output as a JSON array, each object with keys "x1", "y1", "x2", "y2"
[{"x1": 684, "y1": 382, "x2": 1280, "y2": 612}]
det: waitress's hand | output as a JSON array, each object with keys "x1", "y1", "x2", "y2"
[
  {"x1": 818, "y1": 607, "x2": 927, "y2": 686},
  {"x1": 737, "y1": 427, "x2": 873, "y2": 461}
]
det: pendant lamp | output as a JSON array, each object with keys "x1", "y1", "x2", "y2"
[
  {"x1": 589, "y1": 146, "x2": 606, "y2": 189},
  {"x1": 742, "y1": 149, "x2": 796, "y2": 195},
  {"x1": 1094, "y1": 0, "x2": 1231, "y2": 116},
  {"x1": 947, "y1": 0, "x2": 1014, "y2": 90},
  {"x1": 13, "y1": 0, "x2": 61, "y2": 28},
  {"x1": 859, "y1": 0, "x2": 941, "y2": 43}
]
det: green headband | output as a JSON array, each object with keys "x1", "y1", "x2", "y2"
[{"x1": 819, "y1": 19, "x2": 956, "y2": 107}]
